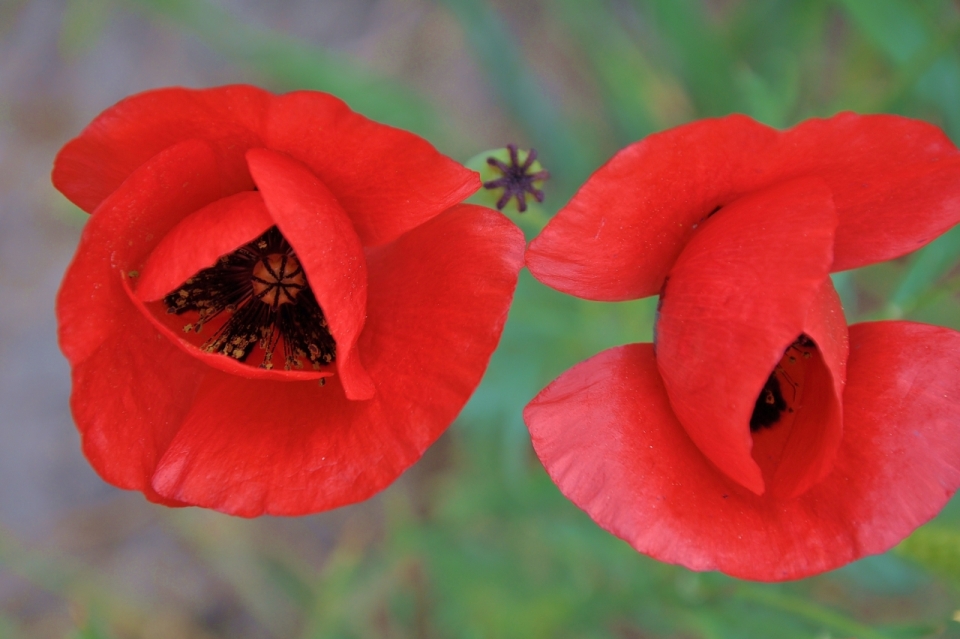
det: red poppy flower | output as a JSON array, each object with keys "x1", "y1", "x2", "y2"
[
  {"x1": 54, "y1": 85, "x2": 525, "y2": 516},
  {"x1": 524, "y1": 113, "x2": 960, "y2": 581}
]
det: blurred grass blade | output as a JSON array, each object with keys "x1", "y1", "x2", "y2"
[
  {"x1": 437, "y1": 0, "x2": 593, "y2": 191},
  {"x1": 838, "y1": 0, "x2": 960, "y2": 138},
  {"x1": 831, "y1": 271, "x2": 859, "y2": 318},
  {"x1": 635, "y1": 0, "x2": 741, "y2": 116},
  {"x1": 735, "y1": 585, "x2": 896, "y2": 639},
  {"x1": 70, "y1": 606, "x2": 117, "y2": 639},
  {"x1": 837, "y1": 0, "x2": 927, "y2": 64},
  {"x1": 122, "y1": 0, "x2": 437, "y2": 136},
  {"x1": 163, "y1": 512, "x2": 301, "y2": 638},
  {"x1": 882, "y1": 224, "x2": 960, "y2": 318},
  {"x1": 552, "y1": 0, "x2": 661, "y2": 143},
  {"x1": 895, "y1": 525, "x2": 960, "y2": 588}
]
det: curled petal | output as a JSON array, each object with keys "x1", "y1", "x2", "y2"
[
  {"x1": 264, "y1": 91, "x2": 481, "y2": 247},
  {"x1": 527, "y1": 113, "x2": 960, "y2": 300},
  {"x1": 525, "y1": 328, "x2": 960, "y2": 581},
  {"x1": 136, "y1": 191, "x2": 274, "y2": 302},
  {"x1": 151, "y1": 205, "x2": 525, "y2": 515},
  {"x1": 656, "y1": 178, "x2": 840, "y2": 495},
  {"x1": 247, "y1": 149, "x2": 373, "y2": 400},
  {"x1": 527, "y1": 116, "x2": 772, "y2": 301},
  {"x1": 783, "y1": 115, "x2": 960, "y2": 270}
]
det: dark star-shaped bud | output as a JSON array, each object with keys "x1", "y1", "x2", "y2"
[{"x1": 483, "y1": 144, "x2": 550, "y2": 213}]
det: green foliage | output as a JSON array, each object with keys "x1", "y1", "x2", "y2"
[
  {"x1": 438, "y1": 0, "x2": 596, "y2": 194},
  {"x1": 897, "y1": 526, "x2": 960, "y2": 588},
  {"x1": 124, "y1": 0, "x2": 437, "y2": 136}
]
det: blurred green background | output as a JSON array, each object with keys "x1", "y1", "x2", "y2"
[{"x1": 4, "y1": 0, "x2": 960, "y2": 636}]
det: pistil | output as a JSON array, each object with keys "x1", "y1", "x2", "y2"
[{"x1": 163, "y1": 226, "x2": 336, "y2": 371}]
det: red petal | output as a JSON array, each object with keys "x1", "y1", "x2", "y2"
[
  {"x1": 57, "y1": 140, "x2": 225, "y2": 503},
  {"x1": 824, "y1": 321, "x2": 960, "y2": 559},
  {"x1": 656, "y1": 178, "x2": 840, "y2": 495},
  {"x1": 527, "y1": 113, "x2": 960, "y2": 300},
  {"x1": 52, "y1": 85, "x2": 270, "y2": 212},
  {"x1": 135, "y1": 191, "x2": 274, "y2": 302},
  {"x1": 263, "y1": 91, "x2": 481, "y2": 247},
  {"x1": 150, "y1": 205, "x2": 525, "y2": 515},
  {"x1": 57, "y1": 139, "x2": 225, "y2": 365},
  {"x1": 525, "y1": 328, "x2": 960, "y2": 581},
  {"x1": 526, "y1": 115, "x2": 775, "y2": 301},
  {"x1": 70, "y1": 313, "x2": 204, "y2": 508},
  {"x1": 247, "y1": 149, "x2": 374, "y2": 400},
  {"x1": 782, "y1": 114, "x2": 960, "y2": 271}
]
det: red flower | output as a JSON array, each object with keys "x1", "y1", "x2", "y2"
[
  {"x1": 524, "y1": 113, "x2": 960, "y2": 581},
  {"x1": 54, "y1": 85, "x2": 525, "y2": 516}
]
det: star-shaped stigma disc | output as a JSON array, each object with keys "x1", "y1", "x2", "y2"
[
  {"x1": 251, "y1": 252, "x2": 306, "y2": 307},
  {"x1": 483, "y1": 144, "x2": 550, "y2": 213}
]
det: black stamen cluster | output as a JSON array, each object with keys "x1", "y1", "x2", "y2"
[
  {"x1": 164, "y1": 226, "x2": 336, "y2": 371},
  {"x1": 748, "y1": 334, "x2": 815, "y2": 432},
  {"x1": 749, "y1": 374, "x2": 788, "y2": 431}
]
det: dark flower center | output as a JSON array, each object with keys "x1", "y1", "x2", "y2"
[
  {"x1": 251, "y1": 253, "x2": 305, "y2": 306},
  {"x1": 749, "y1": 334, "x2": 815, "y2": 431},
  {"x1": 163, "y1": 226, "x2": 336, "y2": 371},
  {"x1": 483, "y1": 144, "x2": 550, "y2": 213}
]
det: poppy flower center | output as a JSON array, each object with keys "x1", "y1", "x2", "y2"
[
  {"x1": 251, "y1": 253, "x2": 305, "y2": 306},
  {"x1": 749, "y1": 334, "x2": 815, "y2": 431},
  {"x1": 163, "y1": 226, "x2": 336, "y2": 371}
]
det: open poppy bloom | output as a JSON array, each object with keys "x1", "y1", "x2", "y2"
[
  {"x1": 524, "y1": 113, "x2": 960, "y2": 580},
  {"x1": 55, "y1": 85, "x2": 524, "y2": 516}
]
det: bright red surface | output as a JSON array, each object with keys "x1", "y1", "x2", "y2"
[
  {"x1": 55, "y1": 86, "x2": 523, "y2": 515},
  {"x1": 525, "y1": 113, "x2": 960, "y2": 580},
  {"x1": 527, "y1": 113, "x2": 960, "y2": 301},
  {"x1": 526, "y1": 324, "x2": 960, "y2": 581}
]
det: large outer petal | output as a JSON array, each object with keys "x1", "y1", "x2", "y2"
[
  {"x1": 525, "y1": 324, "x2": 960, "y2": 581},
  {"x1": 655, "y1": 178, "x2": 841, "y2": 495},
  {"x1": 57, "y1": 141, "x2": 226, "y2": 503},
  {"x1": 150, "y1": 205, "x2": 525, "y2": 516},
  {"x1": 247, "y1": 149, "x2": 374, "y2": 400},
  {"x1": 527, "y1": 113, "x2": 960, "y2": 301},
  {"x1": 52, "y1": 85, "x2": 270, "y2": 212},
  {"x1": 263, "y1": 91, "x2": 481, "y2": 247},
  {"x1": 53, "y1": 85, "x2": 480, "y2": 247}
]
